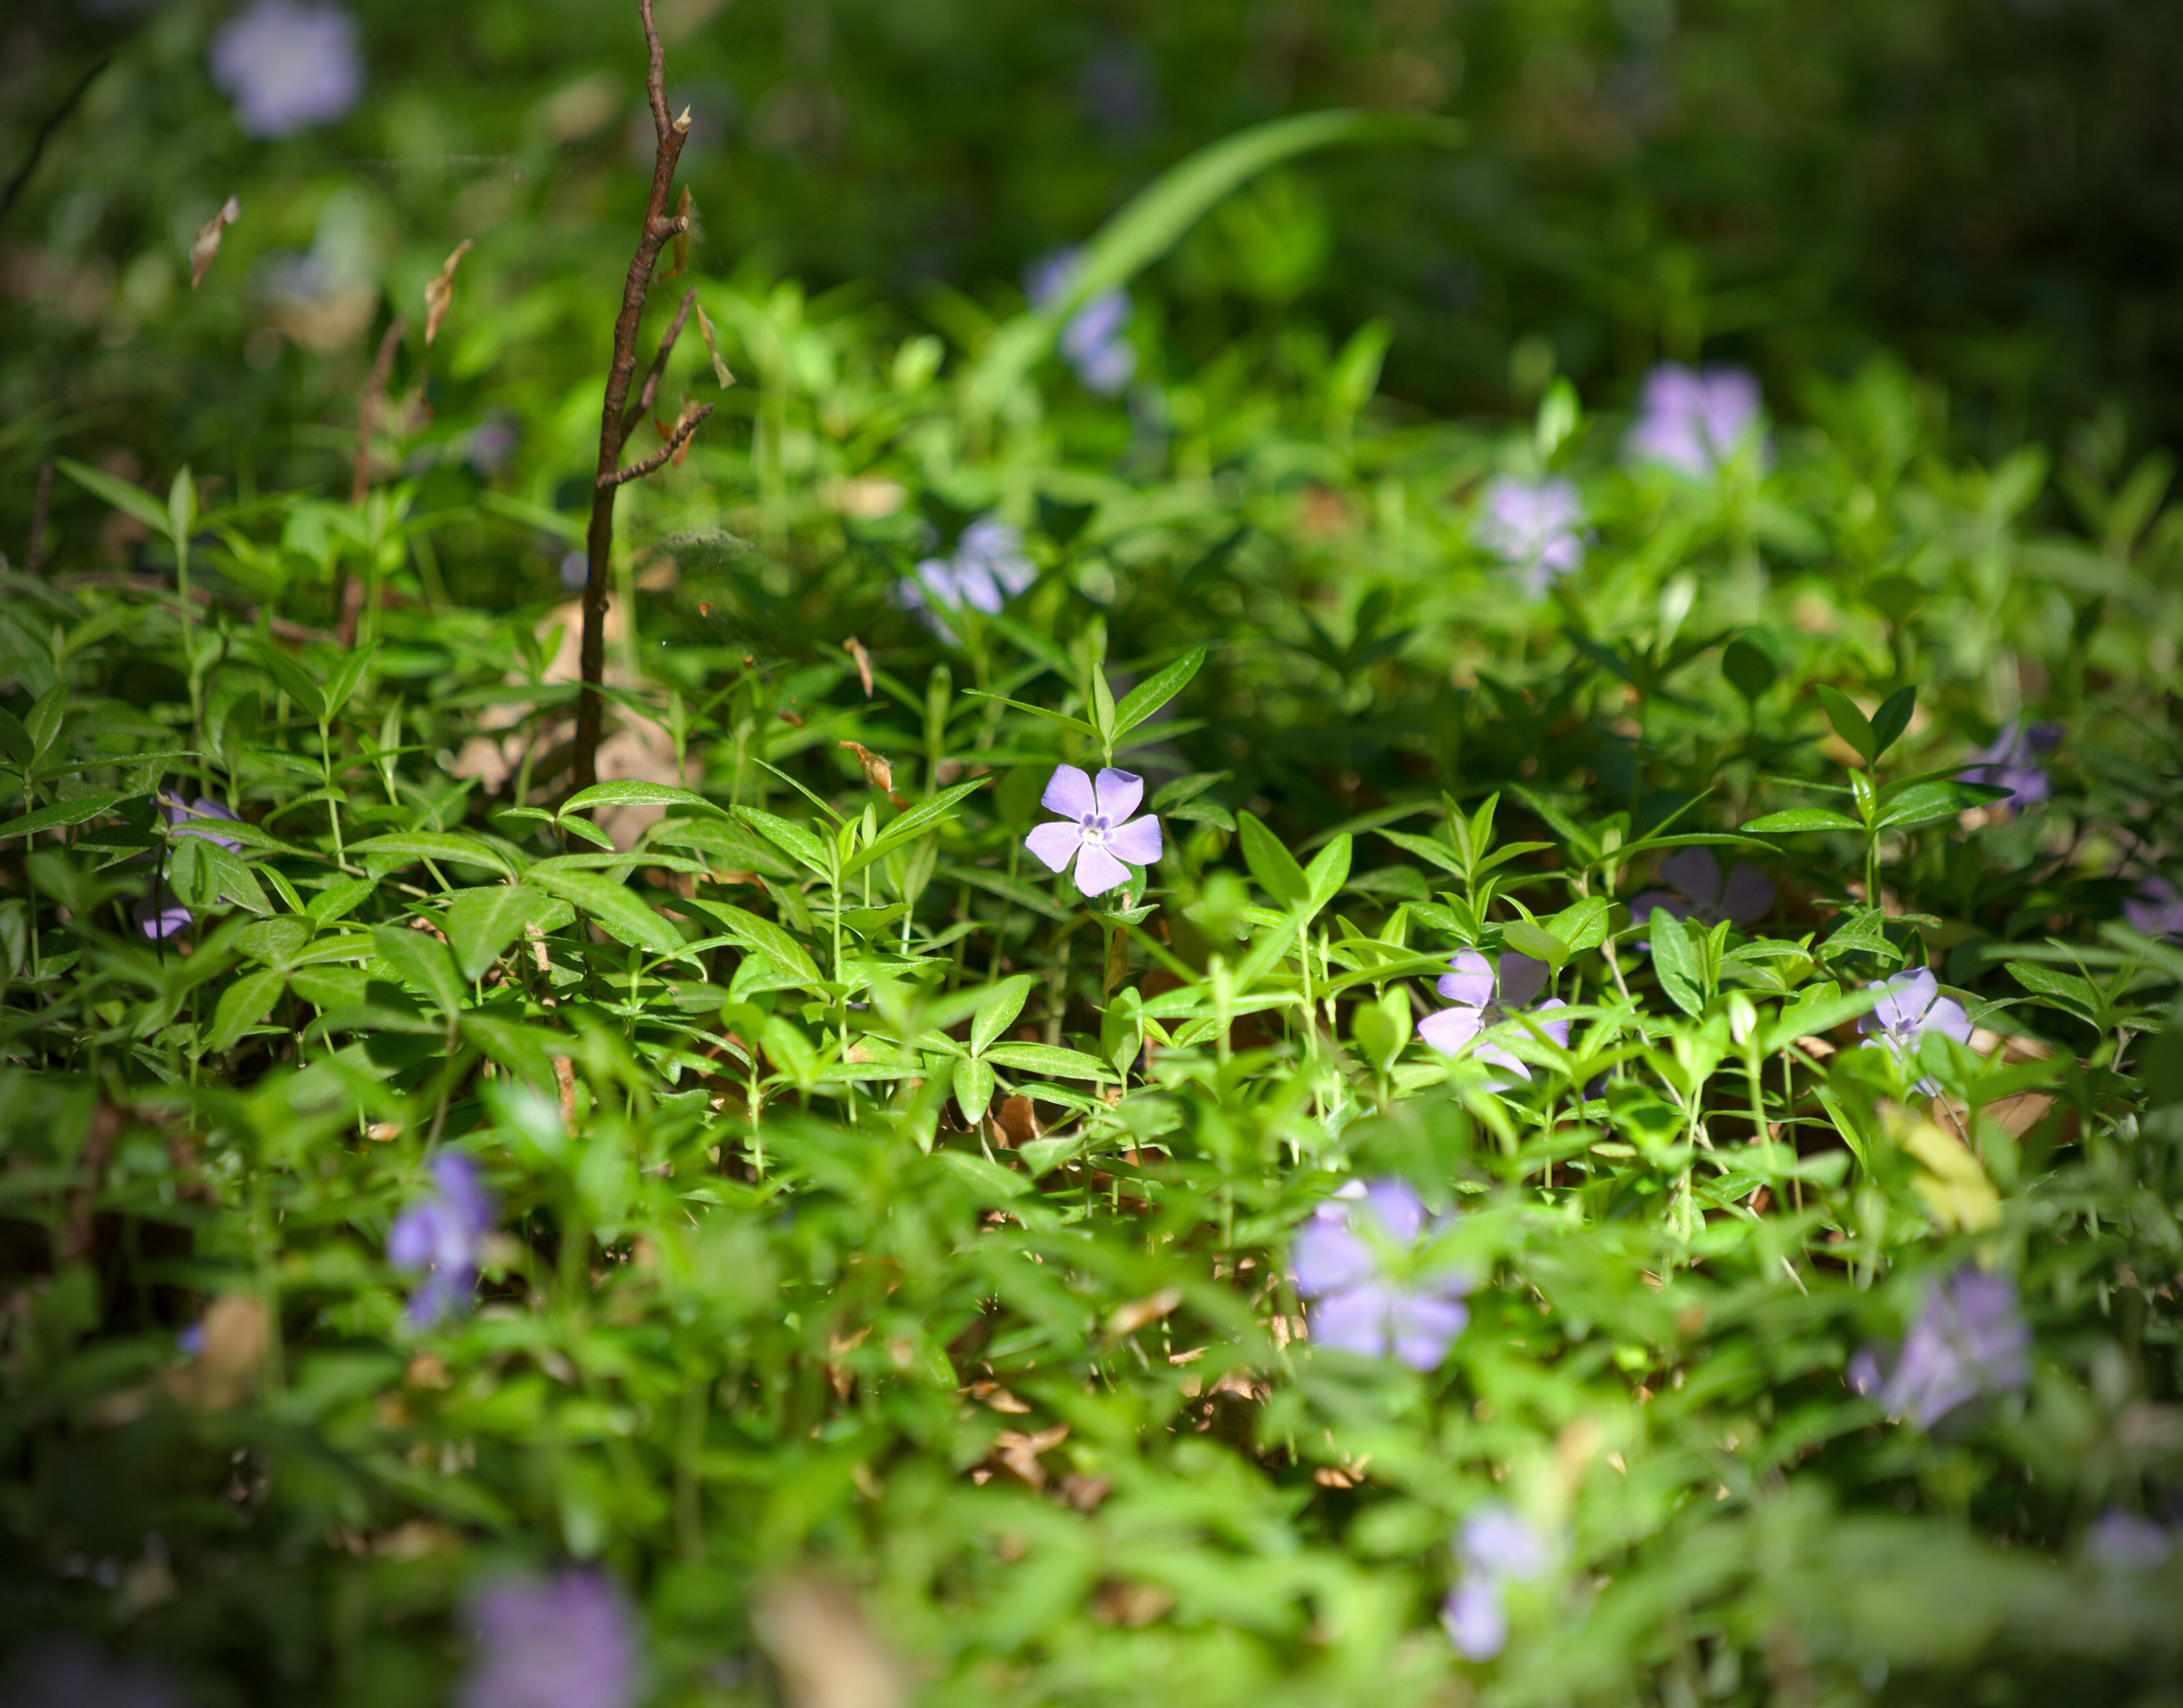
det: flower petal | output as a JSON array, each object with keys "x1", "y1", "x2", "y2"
[
  {"x1": 1040, "y1": 765, "x2": 1097, "y2": 821},
  {"x1": 1658, "y1": 846, "x2": 1723, "y2": 908},
  {"x1": 1441, "y1": 1576, "x2": 1507, "y2": 1661},
  {"x1": 1720, "y1": 862, "x2": 1776, "y2": 926},
  {"x1": 1104, "y1": 813, "x2": 1162, "y2": 867},
  {"x1": 1072, "y1": 840, "x2": 1132, "y2": 897},
  {"x1": 1092, "y1": 767, "x2": 1144, "y2": 822},
  {"x1": 1024, "y1": 821, "x2": 1083, "y2": 874},
  {"x1": 1924, "y1": 995, "x2": 1974, "y2": 1046},
  {"x1": 1418, "y1": 1005, "x2": 1483, "y2": 1055},
  {"x1": 1388, "y1": 1291, "x2": 1467, "y2": 1370},
  {"x1": 1526, "y1": 997, "x2": 1572, "y2": 1050},
  {"x1": 1438, "y1": 951, "x2": 1496, "y2": 1010},
  {"x1": 1472, "y1": 1040, "x2": 1532, "y2": 1081},
  {"x1": 1310, "y1": 1284, "x2": 1393, "y2": 1358},
  {"x1": 1495, "y1": 952, "x2": 1549, "y2": 1010},
  {"x1": 1362, "y1": 1178, "x2": 1426, "y2": 1245},
  {"x1": 1291, "y1": 1220, "x2": 1373, "y2": 1298}
]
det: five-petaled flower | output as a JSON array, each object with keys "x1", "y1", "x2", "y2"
[
  {"x1": 1441, "y1": 1502, "x2": 1555, "y2": 1661},
  {"x1": 892, "y1": 515, "x2": 1039, "y2": 643},
  {"x1": 1026, "y1": 248, "x2": 1138, "y2": 395},
  {"x1": 208, "y1": 0, "x2": 366, "y2": 139},
  {"x1": 2124, "y1": 876, "x2": 2183, "y2": 941},
  {"x1": 1856, "y1": 967, "x2": 1972, "y2": 1094},
  {"x1": 387, "y1": 1152, "x2": 495, "y2": 1327},
  {"x1": 1473, "y1": 476, "x2": 1585, "y2": 598},
  {"x1": 1624, "y1": 362, "x2": 1768, "y2": 478},
  {"x1": 1630, "y1": 847, "x2": 1774, "y2": 939},
  {"x1": 458, "y1": 1568, "x2": 640, "y2": 1708},
  {"x1": 1291, "y1": 1179, "x2": 1472, "y2": 1370},
  {"x1": 1025, "y1": 765, "x2": 1162, "y2": 898},
  {"x1": 1847, "y1": 1267, "x2": 2030, "y2": 1428},
  {"x1": 1417, "y1": 952, "x2": 1570, "y2": 1083},
  {"x1": 1959, "y1": 718, "x2": 2061, "y2": 812}
]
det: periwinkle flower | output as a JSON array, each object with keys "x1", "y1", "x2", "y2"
[
  {"x1": 2124, "y1": 876, "x2": 2183, "y2": 941},
  {"x1": 892, "y1": 514, "x2": 1038, "y2": 644},
  {"x1": 1959, "y1": 718, "x2": 2062, "y2": 811},
  {"x1": 1024, "y1": 765, "x2": 1162, "y2": 898},
  {"x1": 1473, "y1": 476, "x2": 1585, "y2": 598},
  {"x1": 1624, "y1": 362, "x2": 1768, "y2": 478},
  {"x1": 459, "y1": 1569, "x2": 640, "y2": 1708},
  {"x1": 1442, "y1": 1502, "x2": 1553, "y2": 1662},
  {"x1": 1850, "y1": 1267, "x2": 2030, "y2": 1428},
  {"x1": 1630, "y1": 847, "x2": 1774, "y2": 938},
  {"x1": 134, "y1": 795, "x2": 248, "y2": 939},
  {"x1": 1417, "y1": 952, "x2": 1570, "y2": 1083},
  {"x1": 387, "y1": 1152, "x2": 495, "y2": 1327},
  {"x1": 1026, "y1": 248, "x2": 1138, "y2": 396},
  {"x1": 2088, "y1": 1511, "x2": 2173, "y2": 1573},
  {"x1": 1856, "y1": 967, "x2": 1972, "y2": 1094},
  {"x1": 1291, "y1": 1179, "x2": 1471, "y2": 1370},
  {"x1": 160, "y1": 792, "x2": 245, "y2": 852},
  {"x1": 208, "y1": 0, "x2": 366, "y2": 139}
]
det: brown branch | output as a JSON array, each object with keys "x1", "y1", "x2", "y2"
[
  {"x1": 620, "y1": 286, "x2": 698, "y2": 454},
  {"x1": 574, "y1": 0, "x2": 694, "y2": 797},
  {"x1": 26, "y1": 460, "x2": 53, "y2": 578},
  {"x1": 350, "y1": 315, "x2": 408, "y2": 506},
  {"x1": 600, "y1": 403, "x2": 713, "y2": 490}
]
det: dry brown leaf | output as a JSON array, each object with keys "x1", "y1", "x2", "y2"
[
  {"x1": 752, "y1": 1576, "x2": 905, "y2": 1708},
  {"x1": 838, "y1": 740, "x2": 894, "y2": 793},
  {"x1": 993, "y1": 1093, "x2": 1040, "y2": 1149},
  {"x1": 993, "y1": 1423, "x2": 1070, "y2": 1488},
  {"x1": 694, "y1": 299, "x2": 735, "y2": 386},
  {"x1": 162, "y1": 1293, "x2": 265, "y2": 1411},
  {"x1": 1091, "y1": 1580, "x2": 1173, "y2": 1627},
  {"x1": 1107, "y1": 1286, "x2": 1182, "y2": 1338},
  {"x1": 842, "y1": 636, "x2": 874, "y2": 696},
  {"x1": 422, "y1": 238, "x2": 475, "y2": 345},
  {"x1": 189, "y1": 196, "x2": 241, "y2": 291}
]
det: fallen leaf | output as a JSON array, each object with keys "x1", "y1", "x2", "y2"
[
  {"x1": 842, "y1": 635, "x2": 873, "y2": 696},
  {"x1": 422, "y1": 238, "x2": 475, "y2": 344},
  {"x1": 1107, "y1": 1286, "x2": 1182, "y2": 1338},
  {"x1": 189, "y1": 196, "x2": 241, "y2": 291},
  {"x1": 752, "y1": 1576, "x2": 905, "y2": 1708},
  {"x1": 838, "y1": 740, "x2": 893, "y2": 793}
]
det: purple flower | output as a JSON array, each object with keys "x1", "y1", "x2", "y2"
[
  {"x1": 135, "y1": 889, "x2": 195, "y2": 941},
  {"x1": 459, "y1": 1569, "x2": 640, "y2": 1708},
  {"x1": 1856, "y1": 1268, "x2": 2031, "y2": 1428},
  {"x1": 3, "y1": 1638, "x2": 182, "y2": 1708},
  {"x1": 1027, "y1": 248, "x2": 1137, "y2": 395},
  {"x1": 2124, "y1": 876, "x2": 2183, "y2": 941},
  {"x1": 1291, "y1": 1179, "x2": 1471, "y2": 1370},
  {"x1": 1856, "y1": 967, "x2": 1972, "y2": 1094},
  {"x1": 1441, "y1": 1504, "x2": 1553, "y2": 1662},
  {"x1": 160, "y1": 793, "x2": 245, "y2": 852},
  {"x1": 1441, "y1": 1574, "x2": 1507, "y2": 1661},
  {"x1": 1624, "y1": 362, "x2": 1768, "y2": 478},
  {"x1": 891, "y1": 514, "x2": 1038, "y2": 643},
  {"x1": 387, "y1": 1152, "x2": 495, "y2": 1327},
  {"x1": 1473, "y1": 477, "x2": 1585, "y2": 598},
  {"x1": 1959, "y1": 719, "x2": 2061, "y2": 811},
  {"x1": 1630, "y1": 847, "x2": 1774, "y2": 939},
  {"x1": 1417, "y1": 952, "x2": 1570, "y2": 1083},
  {"x1": 2087, "y1": 1511, "x2": 2173, "y2": 1573},
  {"x1": 1024, "y1": 765, "x2": 1162, "y2": 898},
  {"x1": 208, "y1": 0, "x2": 366, "y2": 139}
]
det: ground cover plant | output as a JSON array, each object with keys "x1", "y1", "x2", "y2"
[{"x1": 5, "y1": 3, "x2": 2183, "y2": 1706}]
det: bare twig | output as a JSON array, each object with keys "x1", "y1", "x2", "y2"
[
  {"x1": 624, "y1": 288, "x2": 697, "y2": 447},
  {"x1": 26, "y1": 460, "x2": 53, "y2": 578},
  {"x1": 574, "y1": 0, "x2": 705, "y2": 797},
  {"x1": 0, "y1": 54, "x2": 113, "y2": 226},
  {"x1": 602, "y1": 403, "x2": 714, "y2": 490}
]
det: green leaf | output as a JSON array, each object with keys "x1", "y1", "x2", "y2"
[
  {"x1": 1111, "y1": 646, "x2": 1206, "y2": 743},
  {"x1": 1090, "y1": 671, "x2": 1117, "y2": 745},
  {"x1": 1237, "y1": 810, "x2": 1310, "y2": 907},
  {"x1": 971, "y1": 973, "x2": 1038, "y2": 1056},
  {"x1": 1303, "y1": 833, "x2": 1351, "y2": 913},
  {"x1": 254, "y1": 646, "x2": 328, "y2": 724},
  {"x1": 1549, "y1": 896, "x2": 1613, "y2": 954},
  {"x1": 840, "y1": 778, "x2": 988, "y2": 880},
  {"x1": 57, "y1": 457, "x2": 175, "y2": 538},
  {"x1": 442, "y1": 884, "x2": 542, "y2": 982},
  {"x1": 0, "y1": 791, "x2": 126, "y2": 842},
  {"x1": 322, "y1": 644, "x2": 377, "y2": 726},
  {"x1": 1875, "y1": 780, "x2": 2006, "y2": 831},
  {"x1": 458, "y1": 1012, "x2": 566, "y2": 1091},
  {"x1": 1500, "y1": 918, "x2": 1568, "y2": 970},
  {"x1": 952, "y1": 1056, "x2": 997, "y2": 1123},
  {"x1": 734, "y1": 805, "x2": 834, "y2": 880},
  {"x1": 1377, "y1": 827, "x2": 1467, "y2": 876},
  {"x1": 1763, "y1": 982, "x2": 1884, "y2": 1054},
  {"x1": 207, "y1": 966, "x2": 286, "y2": 1052},
  {"x1": 1814, "y1": 685, "x2": 1876, "y2": 765},
  {"x1": 1722, "y1": 634, "x2": 1779, "y2": 703},
  {"x1": 372, "y1": 924, "x2": 467, "y2": 1020},
  {"x1": 348, "y1": 833, "x2": 514, "y2": 877},
  {"x1": 984, "y1": 1042, "x2": 1118, "y2": 1080},
  {"x1": 1649, "y1": 909, "x2": 1705, "y2": 1018},
  {"x1": 682, "y1": 898, "x2": 823, "y2": 987},
  {"x1": 929, "y1": 1149, "x2": 1030, "y2": 1203},
  {"x1": 528, "y1": 868, "x2": 686, "y2": 959},
  {"x1": 199, "y1": 842, "x2": 272, "y2": 915},
  {"x1": 1869, "y1": 686, "x2": 1917, "y2": 759},
  {"x1": 562, "y1": 780, "x2": 722, "y2": 817},
  {"x1": 2007, "y1": 960, "x2": 2101, "y2": 1014},
  {"x1": 958, "y1": 690, "x2": 1100, "y2": 743},
  {"x1": 0, "y1": 707, "x2": 31, "y2": 770},
  {"x1": 1740, "y1": 808, "x2": 1864, "y2": 834}
]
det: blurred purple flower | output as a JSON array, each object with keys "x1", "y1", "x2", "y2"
[
  {"x1": 2088, "y1": 1511, "x2": 2173, "y2": 1573},
  {"x1": 467, "y1": 415, "x2": 521, "y2": 477},
  {"x1": 1630, "y1": 847, "x2": 1774, "y2": 940},
  {"x1": 1026, "y1": 248, "x2": 1137, "y2": 396},
  {"x1": 1959, "y1": 719, "x2": 2061, "y2": 811},
  {"x1": 1417, "y1": 952, "x2": 1570, "y2": 1083},
  {"x1": 1856, "y1": 967, "x2": 1972, "y2": 1094},
  {"x1": 135, "y1": 889, "x2": 194, "y2": 941},
  {"x1": 1854, "y1": 1268, "x2": 2031, "y2": 1428},
  {"x1": 892, "y1": 514, "x2": 1038, "y2": 643},
  {"x1": 1441, "y1": 1503, "x2": 1553, "y2": 1662},
  {"x1": 1291, "y1": 1179, "x2": 1471, "y2": 1370},
  {"x1": 160, "y1": 793, "x2": 244, "y2": 853},
  {"x1": 459, "y1": 1568, "x2": 640, "y2": 1708},
  {"x1": 2124, "y1": 876, "x2": 2183, "y2": 941},
  {"x1": 559, "y1": 551, "x2": 589, "y2": 591},
  {"x1": 387, "y1": 1152, "x2": 495, "y2": 1327},
  {"x1": 4, "y1": 1638, "x2": 182, "y2": 1708},
  {"x1": 1624, "y1": 362, "x2": 1768, "y2": 477},
  {"x1": 209, "y1": 0, "x2": 366, "y2": 139},
  {"x1": 1474, "y1": 475, "x2": 1585, "y2": 597},
  {"x1": 1025, "y1": 765, "x2": 1161, "y2": 898}
]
